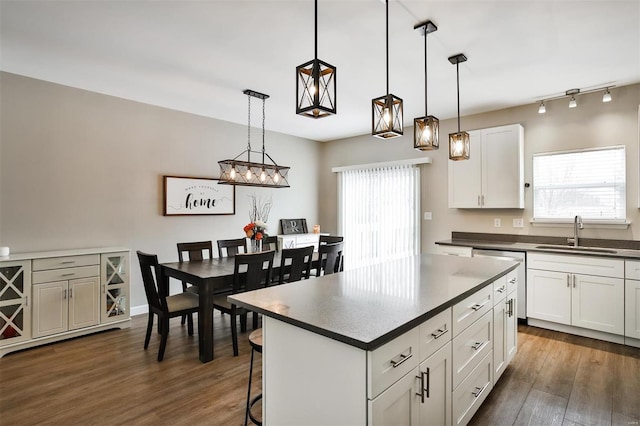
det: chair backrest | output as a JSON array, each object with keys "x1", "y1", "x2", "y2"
[
  {"x1": 316, "y1": 242, "x2": 344, "y2": 277},
  {"x1": 137, "y1": 251, "x2": 167, "y2": 313},
  {"x1": 279, "y1": 246, "x2": 314, "y2": 284},
  {"x1": 177, "y1": 241, "x2": 213, "y2": 262},
  {"x1": 217, "y1": 238, "x2": 248, "y2": 258},
  {"x1": 233, "y1": 250, "x2": 275, "y2": 294},
  {"x1": 262, "y1": 235, "x2": 278, "y2": 251},
  {"x1": 319, "y1": 235, "x2": 344, "y2": 245}
]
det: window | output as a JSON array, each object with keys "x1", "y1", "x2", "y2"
[
  {"x1": 532, "y1": 146, "x2": 626, "y2": 222},
  {"x1": 338, "y1": 164, "x2": 420, "y2": 270}
]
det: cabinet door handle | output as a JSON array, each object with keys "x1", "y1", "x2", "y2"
[
  {"x1": 472, "y1": 383, "x2": 489, "y2": 398},
  {"x1": 415, "y1": 371, "x2": 425, "y2": 403},
  {"x1": 69, "y1": 289, "x2": 73, "y2": 298},
  {"x1": 507, "y1": 299, "x2": 514, "y2": 317},
  {"x1": 390, "y1": 352, "x2": 413, "y2": 368},
  {"x1": 425, "y1": 367, "x2": 430, "y2": 398},
  {"x1": 481, "y1": 195, "x2": 485, "y2": 206},
  {"x1": 471, "y1": 300, "x2": 489, "y2": 311},
  {"x1": 25, "y1": 296, "x2": 29, "y2": 307},
  {"x1": 471, "y1": 341, "x2": 484, "y2": 350},
  {"x1": 63, "y1": 289, "x2": 67, "y2": 299},
  {"x1": 573, "y1": 275, "x2": 576, "y2": 288},
  {"x1": 477, "y1": 195, "x2": 481, "y2": 206},
  {"x1": 567, "y1": 274, "x2": 571, "y2": 287},
  {"x1": 431, "y1": 328, "x2": 448, "y2": 339}
]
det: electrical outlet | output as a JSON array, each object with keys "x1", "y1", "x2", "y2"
[
  {"x1": 494, "y1": 218, "x2": 501, "y2": 228},
  {"x1": 513, "y1": 218, "x2": 524, "y2": 228},
  {"x1": 423, "y1": 212, "x2": 433, "y2": 220}
]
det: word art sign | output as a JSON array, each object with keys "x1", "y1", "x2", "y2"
[{"x1": 163, "y1": 176, "x2": 235, "y2": 216}]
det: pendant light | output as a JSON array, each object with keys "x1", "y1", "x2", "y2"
[
  {"x1": 218, "y1": 90, "x2": 290, "y2": 188},
  {"x1": 372, "y1": 0, "x2": 403, "y2": 139},
  {"x1": 296, "y1": 0, "x2": 336, "y2": 118},
  {"x1": 448, "y1": 53, "x2": 470, "y2": 161},
  {"x1": 413, "y1": 20, "x2": 439, "y2": 151}
]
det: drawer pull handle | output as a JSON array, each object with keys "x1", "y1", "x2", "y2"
[
  {"x1": 471, "y1": 300, "x2": 489, "y2": 311},
  {"x1": 496, "y1": 287, "x2": 505, "y2": 293},
  {"x1": 61, "y1": 261, "x2": 76, "y2": 264},
  {"x1": 390, "y1": 352, "x2": 412, "y2": 368},
  {"x1": 509, "y1": 278, "x2": 516, "y2": 284},
  {"x1": 61, "y1": 273, "x2": 75, "y2": 277},
  {"x1": 471, "y1": 341, "x2": 483, "y2": 351},
  {"x1": 472, "y1": 383, "x2": 489, "y2": 398},
  {"x1": 431, "y1": 328, "x2": 448, "y2": 339}
]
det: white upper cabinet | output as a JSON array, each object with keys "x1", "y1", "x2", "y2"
[{"x1": 448, "y1": 123, "x2": 524, "y2": 209}]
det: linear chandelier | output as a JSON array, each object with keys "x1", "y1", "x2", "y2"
[
  {"x1": 372, "y1": 0, "x2": 403, "y2": 139},
  {"x1": 296, "y1": 0, "x2": 336, "y2": 118},
  {"x1": 537, "y1": 85, "x2": 615, "y2": 114},
  {"x1": 218, "y1": 90, "x2": 290, "y2": 188},
  {"x1": 413, "y1": 20, "x2": 439, "y2": 151},
  {"x1": 448, "y1": 53, "x2": 470, "y2": 161}
]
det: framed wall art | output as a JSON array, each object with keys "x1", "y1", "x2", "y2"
[{"x1": 163, "y1": 176, "x2": 235, "y2": 216}]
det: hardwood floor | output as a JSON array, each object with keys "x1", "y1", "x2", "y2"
[{"x1": 1, "y1": 316, "x2": 638, "y2": 425}]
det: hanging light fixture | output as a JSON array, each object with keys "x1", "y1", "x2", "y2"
[
  {"x1": 218, "y1": 90, "x2": 290, "y2": 188},
  {"x1": 538, "y1": 101, "x2": 546, "y2": 114},
  {"x1": 566, "y1": 88, "x2": 579, "y2": 108},
  {"x1": 448, "y1": 53, "x2": 470, "y2": 161},
  {"x1": 296, "y1": 0, "x2": 336, "y2": 118},
  {"x1": 413, "y1": 20, "x2": 439, "y2": 151},
  {"x1": 372, "y1": 0, "x2": 403, "y2": 139},
  {"x1": 602, "y1": 87, "x2": 612, "y2": 102}
]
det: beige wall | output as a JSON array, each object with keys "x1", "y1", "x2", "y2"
[
  {"x1": 319, "y1": 84, "x2": 640, "y2": 252},
  {"x1": 0, "y1": 72, "x2": 321, "y2": 308}
]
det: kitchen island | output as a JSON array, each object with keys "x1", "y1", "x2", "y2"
[{"x1": 230, "y1": 253, "x2": 519, "y2": 425}]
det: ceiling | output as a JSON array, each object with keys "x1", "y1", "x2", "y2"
[{"x1": 1, "y1": 1, "x2": 638, "y2": 142}]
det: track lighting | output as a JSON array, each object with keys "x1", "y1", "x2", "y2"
[
  {"x1": 535, "y1": 85, "x2": 614, "y2": 114},
  {"x1": 602, "y1": 88, "x2": 612, "y2": 102},
  {"x1": 538, "y1": 101, "x2": 546, "y2": 114}
]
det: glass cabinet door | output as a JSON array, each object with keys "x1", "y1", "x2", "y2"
[
  {"x1": 0, "y1": 261, "x2": 31, "y2": 345},
  {"x1": 101, "y1": 252, "x2": 129, "y2": 323}
]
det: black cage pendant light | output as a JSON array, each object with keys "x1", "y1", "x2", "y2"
[
  {"x1": 448, "y1": 53, "x2": 470, "y2": 161},
  {"x1": 296, "y1": 0, "x2": 336, "y2": 118},
  {"x1": 372, "y1": 0, "x2": 403, "y2": 139},
  {"x1": 413, "y1": 20, "x2": 439, "y2": 151},
  {"x1": 218, "y1": 90, "x2": 290, "y2": 188}
]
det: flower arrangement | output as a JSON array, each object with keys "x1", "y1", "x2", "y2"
[
  {"x1": 244, "y1": 220, "x2": 268, "y2": 240},
  {"x1": 244, "y1": 194, "x2": 272, "y2": 241}
]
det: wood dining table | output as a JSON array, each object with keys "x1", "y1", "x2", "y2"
[{"x1": 160, "y1": 251, "x2": 318, "y2": 363}]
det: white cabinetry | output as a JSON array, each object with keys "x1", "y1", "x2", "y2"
[
  {"x1": 527, "y1": 253, "x2": 624, "y2": 336},
  {"x1": 448, "y1": 123, "x2": 524, "y2": 209},
  {"x1": 0, "y1": 248, "x2": 130, "y2": 357},
  {"x1": 277, "y1": 233, "x2": 324, "y2": 252},
  {"x1": 435, "y1": 245, "x2": 473, "y2": 257},
  {"x1": 625, "y1": 260, "x2": 640, "y2": 344},
  {"x1": 493, "y1": 272, "x2": 518, "y2": 384}
]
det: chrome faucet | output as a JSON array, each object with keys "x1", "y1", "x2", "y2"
[{"x1": 567, "y1": 215, "x2": 583, "y2": 247}]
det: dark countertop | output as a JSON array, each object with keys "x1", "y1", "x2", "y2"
[
  {"x1": 229, "y1": 253, "x2": 518, "y2": 351},
  {"x1": 436, "y1": 232, "x2": 640, "y2": 260}
]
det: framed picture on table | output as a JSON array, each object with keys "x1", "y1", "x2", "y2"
[
  {"x1": 163, "y1": 176, "x2": 235, "y2": 216},
  {"x1": 280, "y1": 218, "x2": 308, "y2": 234}
]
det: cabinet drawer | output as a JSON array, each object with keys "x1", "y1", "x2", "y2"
[
  {"x1": 418, "y1": 308, "x2": 452, "y2": 362},
  {"x1": 452, "y1": 351, "x2": 493, "y2": 426},
  {"x1": 367, "y1": 328, "x2": 419, "y2": 399},
  {"x1": 506, "y1": 268, "x2": 518, "y2": 294},
  {"x1": 493, "y1": 276, "x2": 508, "y2": 305},
  {"x1": 527, "y1": 253, "x2": 624, "y2": 278},
  {"x1": 32, "y1": 265, "x2": 100, "y2": 284},
  {"x1": 453, "y1": 284, "x2": 492, "y2": 336},
  {"x1": 452, "y1": 310, "x2": 493, "y2": 389},
  {"x1": 33, "y1": 254, "x2": 100, "y2": 271},
  {"x1": 435, "y1": 245, "x2": 473, "y2": 257},
  {"x1": 627, "y1": 260, "x2": 640, "y2": 281}
]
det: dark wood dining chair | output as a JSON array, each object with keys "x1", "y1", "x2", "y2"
[
  {"x1": 278, "y1": 246, "x2": 314, "y2": 284},
  {"x1": 137, "y1": 251, "x2": 199, "y2": 361},
  {"x1": 213, "y1": 250, "x2": 275, "y2": 356},
  {"x1": 319, "y1": 235, "x2": 344, "y2": 245},
  {"x1": 316, "y1": 242, "x2": 344, "y2": 277},
  {"x1": 217, "y1": 238, "x2": 248, "y2": 258},
  {"x1": 176, "y1": 241, "x2": 213, "y2": 324},
  {"x1": 262, "y1": 235, "x2": 278, "y2": 251}
]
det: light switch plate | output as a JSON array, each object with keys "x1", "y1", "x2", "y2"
[
  {"x1": 424, "y1": 212, "x2": 432, "y2": 220},
  {"x1": 494, "y1": 218, "x2": 501, "y2": 228},
  {"x1": 513, "y1": 218, "x2": 524, "y2": 228}
]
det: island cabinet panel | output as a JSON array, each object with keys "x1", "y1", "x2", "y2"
[
  {"x1": 367, "y1": 328, "x2": 419, "y2": 399},
  {"x1": 418, "y1": 308, "x2": 452, "y2": 360},
  {"x1": 418, "y1": 342, "x2": 452, "y2": 426},
  {"x1": 452, "y1": 284, "x2": 492, "y2": 336},
  {"x1": 452, "y1": 351, "x2": 493, "y2": 426},
  {"x1": 625, "y1": 260, "x2": 640, "y2": 342},
  {"x1": 369, "y1": 366, "x2": 420, "y2": 426},
  {"x1": 452, "y1": 310, "x2": 493, "y2": 389}
]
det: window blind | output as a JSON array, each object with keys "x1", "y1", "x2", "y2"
[
  {"x1": 338, "y1": 164, "x2": 420, "y2": 270},
  {"x1": 532, "y1": 146, "x2": 626, "y2": 221}
]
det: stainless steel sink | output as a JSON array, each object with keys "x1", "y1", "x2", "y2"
[{"x1": 535, "y1": 245, "x2": 617, "y2": 254}]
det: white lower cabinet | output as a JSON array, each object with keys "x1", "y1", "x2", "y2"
[
  {"x1": 527, "y1": 253, "x2": 625, "y2": 335},
  {"x1": 493, "y1": 286, "x2": 517, "y2": 384},
  {"x1": 452, "y1": 351, "x2": 493, "y2": 426},
  {"x1": 626, "y1": 260, "x2": 640, "y2": 341},
  {"x1": 32, "y1": 277, "x2": 100, "y2": 338},
  {"x1": 369, "y1": 365, "x2": 420, "y2": 426}
]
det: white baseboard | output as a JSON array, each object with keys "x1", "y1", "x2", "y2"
[
  {"x1": 527, "y1": 318, "x2": 625, "y2": 345},
  {"x1": 131, "y1": 304, "x2": 148, "y2": 317}
]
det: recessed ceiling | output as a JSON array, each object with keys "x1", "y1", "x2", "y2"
[{"x1": 1, "y1": 0, "x2": 638, "y2": 142}]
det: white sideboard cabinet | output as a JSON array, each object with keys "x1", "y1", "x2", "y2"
[
  {"x1": 0, "y1": 248, "x2": 130, "y2": 357},
  {"x1": 448, "y1": 123, "x2": 524, "y2": 209},
  {"x1": 277, "y1": 233, "x2": 328, "y2": 252}
]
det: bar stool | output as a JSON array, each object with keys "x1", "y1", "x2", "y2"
[{"x1": 245, "y1": 328, "x2": 263, "y2": 426}]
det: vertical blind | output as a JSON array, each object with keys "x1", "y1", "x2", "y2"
[
  {"x1": 532, "y1": 146, "x2": 626, "y2": 221},
  {"x1": 338, "y1": 164, "x2": 420, "y2": 270}
]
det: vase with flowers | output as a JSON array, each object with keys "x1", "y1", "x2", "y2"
[{"x1": 244, "y1": 195, "x2": 272, "y2": 252}]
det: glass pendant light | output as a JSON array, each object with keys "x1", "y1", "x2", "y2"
[
  {"x1": 448, "y1": 53, "x2": 470, "y2": 161},
  {"x1": 413, "y1": 20, "x2": 439, "y2": 151},
  {"x1": 296, "y1": 0, "x2": 336, "y2": 118},
  {"x1": 218, "y1": 90, "x2": 290, "y2": 188},
  {"x1": 372, "y1": 0, "x2": 403, "y2": 139}
]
